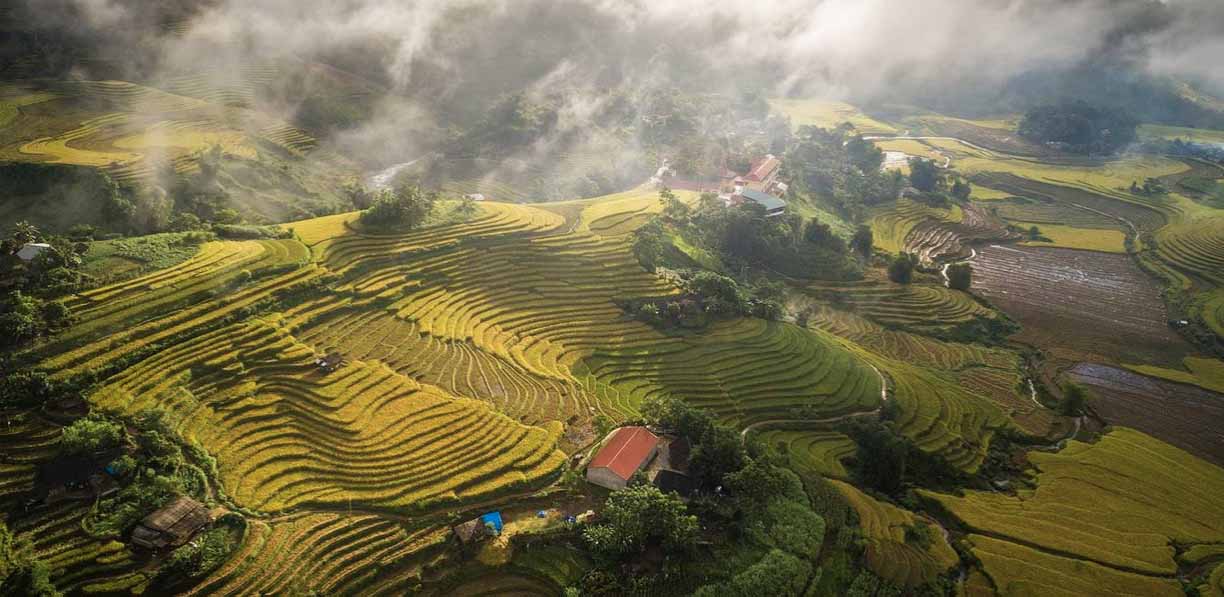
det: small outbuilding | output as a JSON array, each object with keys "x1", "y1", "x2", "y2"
[
  {"x1": 315, "y1": 352, "x2": 344, "y2": 373},
  {"x1": 452, "y1": 511, "x2": 504, "y2": 545},
  {"x1": 16, "y1": 243, "x2": 51, "y2": 262},
  {"x1": 586, "y1": 426, "x2": 660, "y2": 490},
  {"x1": 131, "y1": 496, "x2": 213, "y2": 549}
]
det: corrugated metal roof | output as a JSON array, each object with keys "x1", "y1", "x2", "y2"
[
  {"x1": 739, "y1": 188, "x2": 786, "y2": 211},
  {"x1": 589, "y1": 426, "x2": 659, "y2": 481}
]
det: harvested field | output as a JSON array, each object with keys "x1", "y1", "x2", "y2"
[
  {"x1": 972, "y1": 244, "x2": 1191, "y2": 365},
  {"x1": 1068, "y1": 362, "x2": 1224, "y2": 468}
]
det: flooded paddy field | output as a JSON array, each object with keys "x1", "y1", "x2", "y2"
[
  {"x1": 972, "y1": 244, "x2": 1191, "y2": 365},
  {"x1": 1069, "y1": 362, "x2": 1224, "y2": 468}
]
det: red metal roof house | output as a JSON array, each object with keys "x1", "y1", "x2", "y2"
[{"x1": 586, "y1": 426, "x2": 660, "y2": 490}]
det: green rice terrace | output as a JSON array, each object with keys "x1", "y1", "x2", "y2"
[{"x1": 3, "y1": 5, "x2": 1224, "y2": 594}]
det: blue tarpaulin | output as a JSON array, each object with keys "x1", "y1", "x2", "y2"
[{"x1": 480, "y1": 511, "x2": 503, "y2": 533}]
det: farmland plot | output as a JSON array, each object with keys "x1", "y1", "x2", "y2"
[
  {"x1": 971, "y1": 244, "x2": 1191, "y2": 365},
  {"x1": 90, "y1": 319, "x2": 567, "y2": 513},
  {"x1": 923, "y1": 428, "x2": 1224, "y2": 584},
  {"x1": 1068, "y1": 362, "x2": 1224, "y2": 468},
  {"x1": 831, "y1": 480, "x2": 959, "y2": 587}
]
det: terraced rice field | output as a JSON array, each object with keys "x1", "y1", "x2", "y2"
[
  {"x1": 798, "y1": 303, "x2": 1056, "y2": 438},
  {"x1": 876, "y1": 359, "x2": 1008, "y2": 471},
  {"x1": 831, "y1": 480, "x2": 959, "y2": 587},
  {"x1": 39, "y1": 239, "x2": 315, "y2": 377},
  {"x1": 186, "y1": 514, "x2": 450, "y2": 596},
  {"x1": 1156, "y1": 215, "x2": 1224, "y2": 287},
  {"x1": 7, "y1": 502, "x2": 149, "y2": 595},
  {"x1": 0, "y1": 79, "x2": 316, "y2": 183},
  {"x1": 0, "y1": 413, "x2": 60, "y2": 504},
  {"x1": 964, "y1": 534, "x2": 1181, "y2": 597},
  {"x1": 579, "y1": 319, "x2": 882, "y2": 428},
  {"x1": 1069, "y1": 363, "x2": 1224, "y2": 468},
  {"x1": 803, "y1": 273, "x2": 998, "y2": 333},
  {"x1": 971, "y1": 172, "x2": 1167, "y2": 232},
  {"x1": 757, "y1": 429, "x2": 856, "y2": 478},
  {"x1": 90, "y1": 319, "x2": 566, "y2": 512},
  {"x1": 869, "y1": 199, "x2": 961, "y2": 254},
  {"x1": 923, "y1": 428, "x2": 1224, "y2": 584},
  {"x1": 972, "y1": 244, "x2": 1191, "y2": 365}
]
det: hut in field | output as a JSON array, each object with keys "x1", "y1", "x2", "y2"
[
  {"x1": 131, "y1": 496, "x2": 213, "y2": 549},
  {"x1": 586, "y1": 426, "x2": 660, "y2": 490},
  {"x1": 452, "y1": 511, "x2": 503, "y2": 545},
  {"x1": 315, "y1": 352, "x2": 344, "y2": 373}
]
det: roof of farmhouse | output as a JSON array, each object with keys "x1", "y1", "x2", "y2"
[{"x1": 589, "y1": 426, "x2": 659, "y2": 481}]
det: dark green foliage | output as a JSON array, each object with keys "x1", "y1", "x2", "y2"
[
  {"x1": 159, "y1": 520, "x2": 242, "y2": 581},
  {"x1": 785, "y1": 127, "x2": 903, "y2": 219},
  {"x1": 642, "y1": 395, "x2": 747, "y2": 489},
  {"x1": 0, "y1": 522, "x2": 60, "y2": 597},
  {"x1": 582, "y1": 485, "x2": 699, "y2": 560},
  {"x1": 908, "y1": 158, "x2": 943, "y2": 193},
  {"x1": 951, "y1": 179, "x2": 971, "y2": 201},
  {"x1": 843, "y1": 421, "x2": 969, "y2": 497},
  {"x1": 946, "y1": 263, "x2": 972, "y2": 291},
  {"x1": 60, "y1": 415, "x2": 123, "y2": 456},
  {"x1": 904, "y1": 521, "x2": 936, "y2": 550},
  {"x1": 804, "y1": 219, "x2": 846, "y2": 253},
  {"x1": 887, "y1": 254, "x2": 916, "y2": 284},
  {"x1": 359, "y1": 185, "x2": 438, "y2": 230},
  {"x1": 1017, "y1": 100, "x2": 1137, "y2": 154},
  {"x1": 693, "y1": 549, "x2": 812, "y2": 597},
  {"x1": 631, "y1": 219, "x2": 667, "y2": 272},
  {"x1": 1060, "y1": 382, "x2": 1088, "y2": 416},
  {"x1": 850, "y1": 225, "x2": 874, "y2": 258}
]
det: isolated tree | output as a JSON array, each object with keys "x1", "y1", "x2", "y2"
[
  {"x1": 887, "y1": 254, "x2": 916, "y2": 284},
  {"x1": 946, "y1": 263, "x2": 972, "y2": 291},
  {"x1": 908, "y1": 158, "x2": 942, "y2": 193},
  {"x1": 951, "y1": 179, "x2": 972, "y2": 201},
  {"x1": 850, "y1": 225, "x2": 873, "y2": 258},
  {"x1": 1060, "y1": 382, "x2": 1088, "y2": 416}
]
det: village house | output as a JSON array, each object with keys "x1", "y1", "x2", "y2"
[
  {"x1": 586, "y1": 426, "x2": 660, "y2": 490},
  {"x1": 130, "y1": 496, "x2": 213, "y2": 550}
]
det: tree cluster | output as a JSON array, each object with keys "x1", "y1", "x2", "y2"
[
  {"x1": 785, "y1": 126, "x2": 906, "y2": 220},
  {"x1": 359, "y1": 184, "x2": 438, "y2": 230},
  {"x1": 1017, "y1": 100, "x2": 1138, "y2": 154}
]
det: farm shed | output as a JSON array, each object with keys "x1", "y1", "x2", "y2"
[
  {"x1": 453, "y1": 518, "x2": 489, "y2": 544},
  {"x1": 131, "y1": 496, "x2": 213, "y2": 549},
  {"x1": 648, "y1": 436, "x2": 696, "y2": 497},
  {"x1": 587, "y1": 426, "x2": 660, "y2": 490},
  {"x1": 16, "y1": 242, "x2": 51, "y2": 261},
  {"x1": 453, "y1": 511, "x2": 502, "y2": 544}
]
